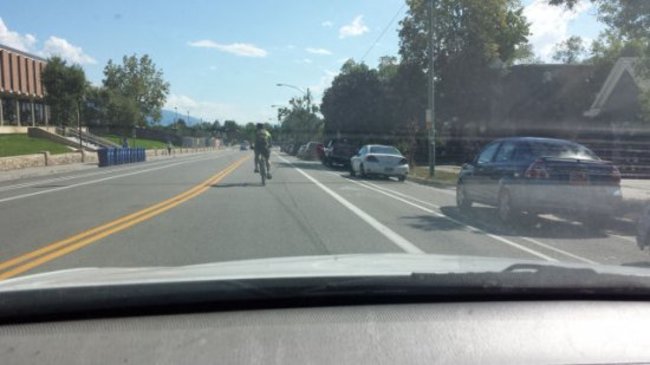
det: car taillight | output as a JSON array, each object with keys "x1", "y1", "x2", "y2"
[
  {"x1": 524, "y1": 159, "x2": 549, "y2": 179},
  {"x1": 611, "y1": 166, "x2": 621, "y2": 183},
  {"x1": 366, "y1": 155, "x2": 378, "y2": 162}
]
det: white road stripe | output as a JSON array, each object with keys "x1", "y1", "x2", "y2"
[
  {"x1": 354, "y1": 178, "x2": 602, "y2": 263},
  {"x1": 518, "y1": 237, "x2": 598, "y2": 264},
  {"x1": 278, "y1": 155, "x2": 425, "y2": 254},
  {"x1": 0, "y1": 152, "x2": 236, "y2": 204},
  {"x1": 343, "y1": 178, "x2": 557, "y2": 261}
]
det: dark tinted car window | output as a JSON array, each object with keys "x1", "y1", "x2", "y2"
[
  {"x1": 477, "y1": 143, "x2": 500, "y2": 164},
  {"x1": 530, "y1": 142, "x2": 599, "y2": 160},
  {"x1": 494, "y1": 142, "x2": 517, "y2": 163}
]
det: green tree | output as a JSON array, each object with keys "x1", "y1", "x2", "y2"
[
  {"x1": 42, "y1": 57, "x2": 87, "y2": 127},
  {"x1": 279, "y1": 89, "x2": 322, "y2": 144},
  {"x1": 553, "y1": 36, "x2": 587, "y2": 64},
  {"x1": 222, "y1": 120, "x2": 241, "y2": 144},
  {"x1": 321, "y1": 60, "x2": 389, "y2": 139},
  {"x1": 102, "y1": 54, "x2": 170, "y2": 127},
  {"x1": 398, "y1": 0, "x2": 530, "y2": 127}
]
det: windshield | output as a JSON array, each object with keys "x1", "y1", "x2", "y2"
[
  {"x1": 370, "y1": 146, "x2": 401, "y2": 155},
  {"x1": 1, "y1": 0, "x2": 650, "y2": 303}
]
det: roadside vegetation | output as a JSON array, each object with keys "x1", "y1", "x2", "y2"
[
  {"x1": 0, "y1": 135, "x2": 71, "y2": 157},
  {"x1": 101, "y1": 135, "x2": 171, "y2": 149}
]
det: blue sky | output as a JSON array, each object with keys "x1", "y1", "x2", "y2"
[{"x1": 1, "y1": 0, "x2": 603, "y2": 124}]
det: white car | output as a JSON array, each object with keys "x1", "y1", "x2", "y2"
[{"x1": 350, "y1": 145, "x2": 409, "y2": 181}]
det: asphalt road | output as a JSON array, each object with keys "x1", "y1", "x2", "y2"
[{"x1": 0, "y1": 147, "x2": 648, "y2": 280}]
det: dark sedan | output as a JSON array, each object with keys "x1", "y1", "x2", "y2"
[{"x1": 456, "y1": 137, "x2": 622, "y2": 224}]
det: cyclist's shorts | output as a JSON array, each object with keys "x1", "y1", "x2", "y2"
[{"x1": 255, "y1": 147, "x2": 270, "y2": 159}]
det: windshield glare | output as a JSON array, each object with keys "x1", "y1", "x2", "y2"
[
  {"x1": 1, "y1": 0, "x2": 650, "y2": 299},
  {"x1": 531, "y1": 143, "x2": 599, "y2": 160}
]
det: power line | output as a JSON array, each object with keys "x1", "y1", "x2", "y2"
[{"x1": 359, "y1": 2, "x2": 407, "y2": 64}]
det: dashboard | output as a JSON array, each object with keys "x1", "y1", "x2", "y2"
[{"x1": 1, "y1": 301, "x2": 649, "y2": 364}]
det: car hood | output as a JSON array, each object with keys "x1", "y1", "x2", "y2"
[{"x1": 0, "y1": 253, "x2": 649, "y2": 292}]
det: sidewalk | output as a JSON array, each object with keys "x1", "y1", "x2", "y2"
[
  {"x1": 409, "y1": 164, "x2": 650, "y2": 203},
  {"x1": 0, "y1": 162, "x2": 98, "y2": 183},
  {"x1": 621, "y1": 179, "x2": 650, "y2": 202}
]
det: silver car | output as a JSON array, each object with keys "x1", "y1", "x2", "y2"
[{"x1": 350, "y1": 145, "x2": 409, "y2": 181}]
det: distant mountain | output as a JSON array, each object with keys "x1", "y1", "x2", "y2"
[{"x1": 153, "y1": 109, "x2": 204, "y2": 126}]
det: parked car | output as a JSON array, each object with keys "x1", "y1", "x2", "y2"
[
  {"x1": 297, "y1": 142, "x2": 323, "y2": 160},
  {"x1": 240, "y1": 142, "x2": 249, "y2": 151},
  {"x1": 456, "y1": 137, "x2": 622, "y2": 224},
  {"x1": 316, "y1": 143, "x2": 325, "y2": 161},
  {"x1": 637, "y1": 205, "x2": 650, "y2": 252},
  {"x1": 296, "y1": 144, "x2": 308, "y2": 158},
  {"x1": 323, "y1": 139, "x2": 358, "y2": 167},
  {"x1": 350, "y1": 145, "x2": 409, "y2": 182}
]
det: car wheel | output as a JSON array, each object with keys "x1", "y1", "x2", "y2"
[
  {"x1": 398, "y1": 175, "x2": 406, "y2": 182},
  {"x1": 350, "y1": 164, "x2": 356, "y2": 177},
  {"x1": 456, "y1": 182, "x2": 473, "y2": 212},
  {"x1": 360, "y1": 164, "x2": 367, "y2": 178},
  {"x1": 498, "y1": 189, "x2": 520, "y2": 224}
]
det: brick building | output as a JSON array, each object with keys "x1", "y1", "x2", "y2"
[{"x1": 0, "y1": 43, "x2": 49, "y2": 127}]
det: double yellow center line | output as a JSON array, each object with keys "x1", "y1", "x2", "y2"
[{"x1": 0, "y1": 156, "x2": 249, "y2": 281}]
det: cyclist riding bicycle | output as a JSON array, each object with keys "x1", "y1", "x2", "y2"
[{"x1": 253, "y1": 123, "x2": 272, "y2": 180}]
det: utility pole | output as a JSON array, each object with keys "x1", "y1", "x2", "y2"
[
  {"x1": 77, "y1": 103, "x2": 82, "y2": 150},
  {"x1": 427, "y1": 0, "x2": 437, "y2": 177}
]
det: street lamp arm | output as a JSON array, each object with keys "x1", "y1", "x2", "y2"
[{"x1": 276, "y1": 83, "x2": 306, "y2": 94}]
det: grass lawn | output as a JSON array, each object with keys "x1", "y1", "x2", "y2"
[
  {"x1": 411, "y1": 166, "x2": 459, "y2": 186},
  {"x1": 103, "y1": 135, "x2": 171, "y2": 149},
  {"x1": 0, "y1": 134, "x2": 72, "y2": 157}
]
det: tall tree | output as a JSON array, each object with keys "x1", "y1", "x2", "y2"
[
  {"x1": 42, "y1": 57, "x2": 87, "y2": 127},
  {"x1": 102, "y1": 54, "x2": 170, "y2": 127},
  {"x1": 398, "y1": 0, "x2": 530, "y2": 126},
  {"x1": 321, "y1": 60, "x2": 389, "y2": 139},
  {"x1": 553, "y1": 36, "x2": 587, "y2": 64},
  {"x1": 279, "y1": 89, "x2": 322, "y2": 143}
]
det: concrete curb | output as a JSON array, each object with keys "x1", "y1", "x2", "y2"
[{"x1": 406, "y1": 175, "x2": 455, "y2": 190}]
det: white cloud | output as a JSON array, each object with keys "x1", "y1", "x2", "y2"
[
  {"x1": 306, "y1": 47, "x2": 332, "y2": 55},
  {"x1": 188, "y1": 39, "x2": 268, "y2": 58},
  {"x1": 0, "y1": 18, "x2": 37, "y2": 51},
  {"x1": 166, "y1": 94, "x2": 266, "y2": 123},
  {"x1": 339, "y1": 15, "x2": 369, "y2": 39},
  {"x1": 296, "y1": 58, "x2": 313, "y2": 64},
  {"x1": 310, "y1": 69, "x2": 338, "y2": 97},
  {"x1": 524, "y1": 0, "x2": 592, "y2": 61},
  {"x1": 0, "y1": 18, "x2": 96, "y2": 65},
  {"x1": 42, "y1": 36, "x2": 96, "y2": 64},
  {"x1": 321, "y1": 20, "x2": 333, "y2": 28}
]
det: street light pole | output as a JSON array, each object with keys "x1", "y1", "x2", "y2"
[
  {"x1": 174, "y1": 106, "x2": 178, "y2": 130},
  {"x1": 427, "y1": 0, "x2": 437, "y2": 177}
]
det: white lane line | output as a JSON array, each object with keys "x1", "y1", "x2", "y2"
[
  {"x1": 277, "y1": 155, "x2": 425, "y2": 254},
  {"x1": 608, "y1": 233, "x2": 637, "y2": 244},
  {"x1": 355, "y1": 178, "x2": 604, "y2": 263},
  {"x1": 0, "y1": 152, "x2": 236, "y2": 204},
  {"x1": 340, "y1": 178, "x2": 557, "y2": 261},
  {"x1": 517, "y1": 237, "x2": 598, "y2": 264},
  {"x1": 0, "y1": 153, "x2": 212, "y2": 193}
]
